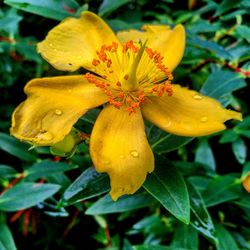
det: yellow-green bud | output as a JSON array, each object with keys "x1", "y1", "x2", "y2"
[{"x1": 50, "y1": 128, "x2": 83, "y2": 157}]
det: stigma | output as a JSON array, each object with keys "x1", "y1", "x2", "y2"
[{"x1": 85, "y1": 40, "x2": 174, "y2": 114}]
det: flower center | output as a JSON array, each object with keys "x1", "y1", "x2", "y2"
[{"x1": 85, "y1": 40, "x2": 174, "y2": 114}]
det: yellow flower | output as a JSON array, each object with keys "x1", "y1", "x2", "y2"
[{"x1": 11, "y1": 11, "x2": 242, "y2": 200}]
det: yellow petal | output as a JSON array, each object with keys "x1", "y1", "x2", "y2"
[
  {"x1": 90, "y1": 105, "x2": 154, "y2": 201},
  {"x1": 117, "y1": 24, "x2": 185, "y2": 72},
  {"x1": 141, "y1": 85, "x2": 242, "y2": 137},
  {"x1": 117, "y1": 29, "x2": 149, "y2": 44},
  {"x1": 11, "y1": 75, "x2": 108, "y2": 145},
  {"x1": 37, "y1": 11, "x2": 119, "y2": 72}
]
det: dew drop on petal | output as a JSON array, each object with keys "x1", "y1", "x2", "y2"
[
  {"x1": 55, "y1": 109, "x2": 63, "y2": 116},
  {"x1": 103, "y1": 160, "x2": 110, "y2": 164},
  {"x1": 130, "y1": 150, "x2": 139, "y2": 158},
  {"x1": 200, "y1": 116, "x2": 208, "y2": 122},
  {"x1": 119, "y1": 155, "x2": 125, "y2": 159},
  {"x1": 193, "y1": 94, "x2": 203, "y2": 100},
  {"x1": 49, "y1": 43, "x2": 53, "y2": 47},
  {"x1": 163, "y1": 121, "x2": 172, "y2": 128}
]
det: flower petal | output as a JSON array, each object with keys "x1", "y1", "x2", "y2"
[
  {"x1": 37, "y1": 11, "x2": 119, "y2": 72},
  {"x1": 141, "y1": 85, "x2": 242, "y2": 137},
  {"x1": 11, "y1": 75, "x2": 108, "y2": 145},
  {"x1": 90, "y1": 105, "x2": 154, "y2": 201},
  {"x1": 117, "y1": 24, "x2": 185, "y2": 72}
]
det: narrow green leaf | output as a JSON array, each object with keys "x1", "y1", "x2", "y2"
[
  {"x1": 236, "y1": 25, "x2": 250, "y2": 43},
  {"x1": 241, "y1": 162, "x2": 250, "y2": 179},
  {"x1": 195, "y1": 139, "x2": 216, "y2": 172},
  {"x1": 133, "y1": 245, "x2": 171, "y2": 250},
  {"x1": 151, "y1": 133, "x2": 193, "y2": 154},
  {"x1": 0, "y1": 8, "x2": 22, "y2": 35},
  {"x1": 215, "y1": 224, "x2": 239, "y2": 250},
  {"x1": 0, "y1": 133, "x2": 37, "y2": 161},
  {"x1": 203, "y1": 175, "x2": 241, "y2": 207},
  {"x1": 0, "y1": 223, "x2": 17, "y2": 250},
  {"x1": 86, "y1": 192, "x2": 155, "y2": 215},
  {"x1": 187, "y1": 35, "x2": 232, "y2": 60},
  {"x1": 62, "y1": 167, "x2": 110, "y2": 204},
  {"x1": 26, "y1": 160, "x2": 77, "y2": 181},
  {"x1": 0, "y1": 165, "x2": 17, "y2": 179},
  {"x1": 4, "y1": 0, "x2": 79, "y2": 20},
  {"x1": 143, "y1": 159, "x2": 190, "y2": 224},
  {"x1": 98, "y1": 0, "x2": 130, "y2": 16},
  {"x1": 219, "y1": 130, "x2": 239, "y2": 143},
  {"x1": 214, "y1": 0, "x2": 243, "y2": 17},
  {"x1": 170, "y1": 223, "x2": 198, "y2": 250},
  {"x1": 232, "y1": 138, "x2": 247, "y2": 164},
  {"x1": 187, "y1": 182, "x2": 218, "y2": 245},
  {"x1": 0, "y1": 182, "x2": 60, "y2": 211},
  {"x1": 200, "y1": 69, "x2": 246, "y2": 101}
]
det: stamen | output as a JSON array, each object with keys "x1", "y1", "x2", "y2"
[{"x1": 87, "y1": 41, "x2": 174, "y2": 115}]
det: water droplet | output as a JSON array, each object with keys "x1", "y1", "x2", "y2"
[
  {"x1": 130, "y1": 150, "x2": 139, "y2": 158},
  {"x1": 119, "y1": 155, "x2": 125, "y2": 159},
  {"x1": 193, "y1": 94, "x2": 203, "y2": 100},
  {"x1": 49, "y1": 43, "x2": 53, "y2": 47},
  {"x1": 163, "y1": 121, "x2": 172, "y2": 128},
  {"x1": 55, "y1": 109, "x2": 62, "y2": 116},
  {"x1": 103, "y1": 160, "x2": 110, "y2": 164},
  {"x1": 53, "y1": 48, "x2": 57, "y2": 51},
  {"x1": 200, "y1": 116, "x2": 208, "y2": 122}
]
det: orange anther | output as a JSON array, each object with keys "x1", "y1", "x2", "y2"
[
  {"x1": 92, "y1": 59, "x2": 100, "y2": 66},
  {"x1": 124, "y1": 74, "x2": 129, "y2": 80},
  {"x1": 116, "y1": 81, "x2": 121, "y2": 87},
  {"x1": 126, "y1": 97, "x2": 132, "y2": 103},
  {"x1": 106, "y1": 59, "x2": 112, "y2": 68}
]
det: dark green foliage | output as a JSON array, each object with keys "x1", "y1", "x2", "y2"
[{"x1": 0, "y1": 0, "x2": 249, "y2": 249}]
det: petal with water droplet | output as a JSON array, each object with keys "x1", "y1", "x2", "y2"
[
  {"x1": 11, "y1": 75, "x2": 108, "y2": 145},
  {"x1": 37, "y1": 11, "x2": 120, "y2": 72},
  {"x1": 141, "y1": 84, "x2": 242, "y2": 137},
  {"x1": 90, "y1": 105, "x2": 154, "y2": 201}
]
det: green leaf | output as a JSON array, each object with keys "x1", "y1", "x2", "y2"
[
  {"x1": 0, "y1": 132, "x2": 37, "y2": 162},
  {"x1": 214, "y1": 0, "x2": 243, "y2": 17},
  {"x1": 241, "y1": 162, "x2": 250, "y2": 179},
  {"x1": 98, "y1": 0, "x2": 130, "y2": 16},
  {"x1": 148, "y1": 125, "x2": 192, "y2": 154},
  {"x1": 200, "y1": 69, "x2": 246, "y2": 101},
  {"x1": 187, "y1": 182, "x2": 218, "y2": 245},
  {"x1": 133, "y1": 245, "x2": 171, "y2": 250},
  {"x1": 236, "y1": 25, "x2": 250, "y2": 43},
  {"x1": 4, "y1": 0, "x2": 79, "y2": 20},
  {"x1": 233, "y1": 192, "x2": 250, "y2": 210},
  {"x1": 219, "y1": 130, "x2": 239, "y2": 143},
  {"x1": 170, "y1": 223, "x2": 198, "y2": 250},
  {"x1": 0, "y1": 223, "x2": 17, "y2": 250},
  {"x1": 62, "y1": 167, "x2": 110, "y2": 204},
  {"x1": 195, "y1": 139, "x2": 216, "y2": 172},
  {"x1": 215, "y1": 224, "x2": 239, "y2": 250},
  {"x1": 232, "y1": 138, "x2": 247, "y2": 164},
  {"x1": 0, "y1": 8, "x2": 22, "y2": 35},
  {"x1": 0, "y1": 165, "x2": 17, "y2": 179},
  {"x1": 143, "y1": 159, "x2": 190, "y2": 224},
  {"x1": 86, "y1": 192, "x2": 155, "y2": 215},
  {"x1": 187, "y1": 34, "x2": 233, "y2": 60},
  {"x1": 0, "y1": 182, "x2": 60, "y2": 211},
  {"x1": 25, "y1": 160, "x2": 77, "y2": 181},
  {"x1": 203, "y1": 175, "x2": 241, "y2": 207},
  {"x1": 151, "y1": 133, "x2": 193, "y2": 154}
]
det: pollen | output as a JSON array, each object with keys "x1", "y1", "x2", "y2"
[{"x1": 86, "y1": 40, "x2": 174, "y2": 114}]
